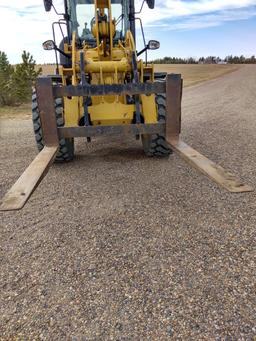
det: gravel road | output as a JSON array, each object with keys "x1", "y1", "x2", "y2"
[{"x1": 0, "y1": 65, "x2": 255, "y2": 340}]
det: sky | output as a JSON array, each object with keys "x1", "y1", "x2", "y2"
[{"x1": 0, "y1": 0, "x2": 255, "y2": 64}]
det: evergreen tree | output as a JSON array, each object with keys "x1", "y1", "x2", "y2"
[
  {"x1": 12, "y1": 51, "x2": 42, "y2": 103},
  {"x1": 250, "y1": 55, "x2": 256, "y2": 64},
  {"x1": 0, "y1": 51, "x2": 14, "y2": 105}
]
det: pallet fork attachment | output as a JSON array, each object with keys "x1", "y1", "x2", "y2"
[
  {"x1": 164, "y1": 74, "x2": 253, "y2": 193},
  {"x1": 0, "y1": 75, "x2": 252, "y2": 211},
  {"x1": 0, "y1": 147, "x2": 58, "y2": 211},
  {"x1": 1, "y1": 78, "x2": 59, "y2": 211}
]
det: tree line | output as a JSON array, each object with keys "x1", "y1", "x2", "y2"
[
  {"x1": 225, "y1": 55, "x2": 256, "y2": 64},
  {"x1": 152, "y1": 55, "x2": 256, "y2": 64},
  {"x1": 0, "y1": 51, "x2": 41, "y2": 106}
]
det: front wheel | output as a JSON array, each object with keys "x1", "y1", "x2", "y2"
[
  {"x1": 32, "y1": 90, "x2": 74, "y2": 162},
  {"x1": 142, "y1": 94, "x2": 172, "y2": 157}
]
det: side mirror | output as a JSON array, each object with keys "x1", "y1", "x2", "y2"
[
  {"x1": 137, "y1": 40, "x2": 160, "y2": 57},
  {"x1": 43, "y1": 40, "x2": 56, "y2": 50},
  {"x1": 146, "y1": 0, "x2": 155, "y2": 9},
  {"x1": 43, "y1": 0, "x2": 52, "y2": 12},
  {"x1": 42, "y1": 40, "x2": 71, "y2": 59},
  {"x1": 148, "y1": 40, "x2": 160, "y2": 50}
]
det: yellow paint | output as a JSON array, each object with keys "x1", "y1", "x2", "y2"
[
  {"x1": 71, "y1": 32, "x2": 78, "y2": 85},
  {"x1": 141, "y1": 95, "x2": 158, "y2": 123},
  {"x1": 89, "y1": 101, "x2": 134, "y2": 125},
  {"x1": 64, "y1": 97, "x2": 80, "y2": 126},
  {"x1": 83, "y1": 59, "x2": 131, "y2": 73}
]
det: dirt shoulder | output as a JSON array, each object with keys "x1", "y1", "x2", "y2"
[
  {"x1": 155, "y1": 63, "x2": 242, "y2": 87},
  {"x1": 0, "y1": 103, "x2": 31, "y2": 120}
]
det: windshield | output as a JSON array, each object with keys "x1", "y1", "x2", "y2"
[{"x1": 67, "y1": 0, "x2": 129, "y2": 42}]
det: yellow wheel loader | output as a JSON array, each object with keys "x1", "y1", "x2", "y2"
[
  {"x1": 0, "y1": 0, "x2": 252, "y2": 211},
  {"x1": 33, "y1": 0, "x2": 172, "y2": 161}
]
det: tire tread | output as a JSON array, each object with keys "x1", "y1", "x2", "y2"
[
  {"x1": 142, "y1": 93, "x2": 172, "y2": 157},
  {"x1": 32, "y1": 89, "x2": 74, "y2": 162}
]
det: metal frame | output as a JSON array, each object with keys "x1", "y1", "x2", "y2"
[
  {"x1": 0, "y1": 73, "x2": 252, "y2": 211},
  {"x1": 53, "y1": 81, "x2": 166, "y2": 97}
]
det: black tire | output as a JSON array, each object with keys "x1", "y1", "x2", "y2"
[
  {"x1": 32, "y1": 90, "x2": 74, "y2": 162},
  {"x1": 142, "y1": 94, "x2": 172, "y2": 157}
]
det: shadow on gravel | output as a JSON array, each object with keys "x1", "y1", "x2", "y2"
[{"x1": 72, "y1": 147, "x2": 147, "y2": 163}]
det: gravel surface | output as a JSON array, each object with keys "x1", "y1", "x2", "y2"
[{"x1": 0, "y1": 65, "x2": 255, "y2": 340}]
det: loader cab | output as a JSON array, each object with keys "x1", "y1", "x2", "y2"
[
  {"x1": 66, "y1": 0, "x2": 130, "y2": 46},
  {"x1": 44, "y1": 0, "x2": 154, "y2": 48},
  {"x1": 43, "y1": 0, "x2": 156, "y2": 68}
]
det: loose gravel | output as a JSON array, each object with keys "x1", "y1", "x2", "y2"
[{"x1": 0, "y1": 65, "x2": 255, "y2": 340}]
